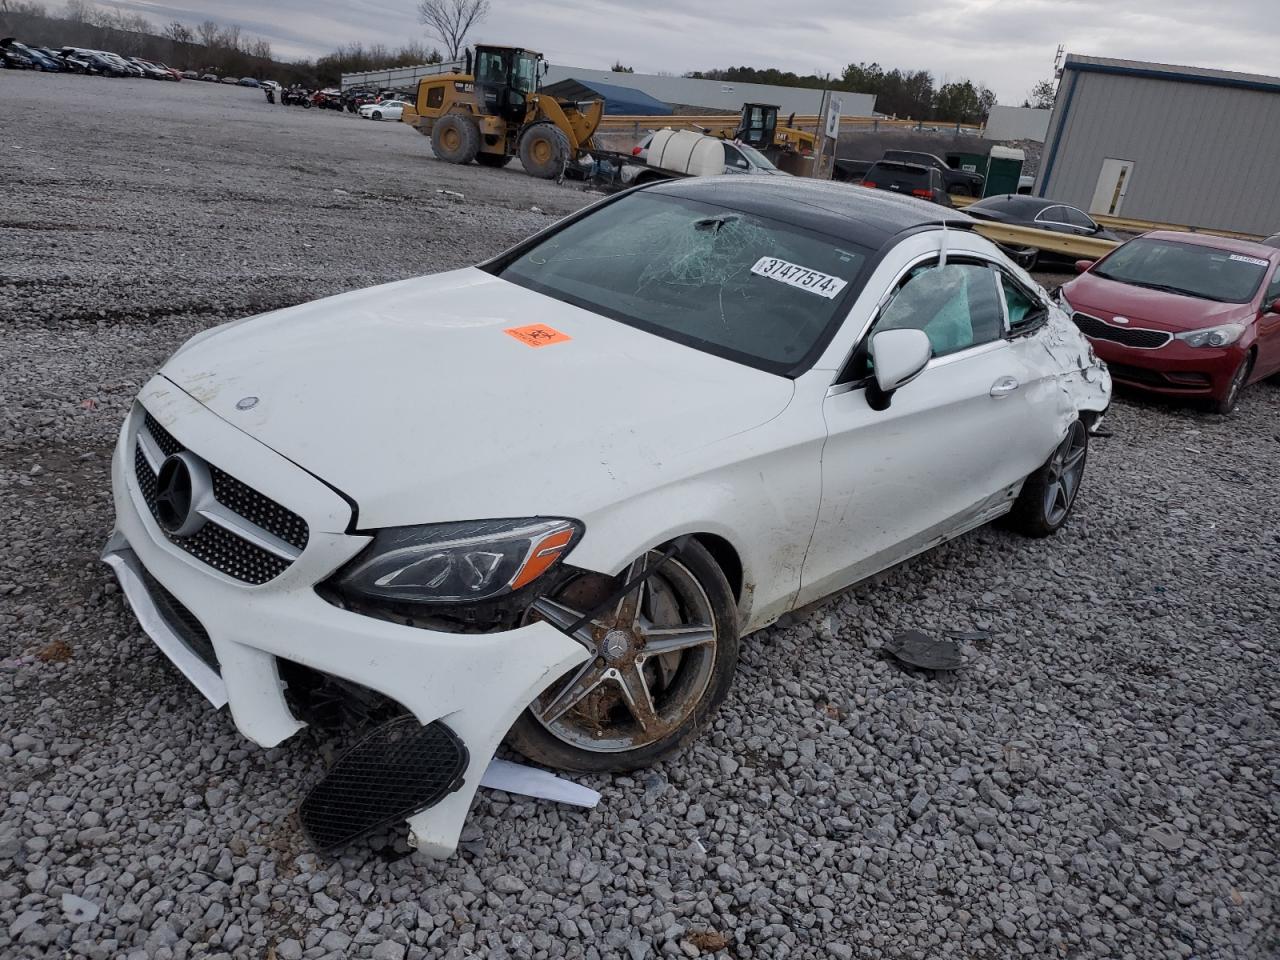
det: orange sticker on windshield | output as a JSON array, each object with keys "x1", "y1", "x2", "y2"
[{"x1": 505, "y1": 323, "x2": 571, "y2": 348}]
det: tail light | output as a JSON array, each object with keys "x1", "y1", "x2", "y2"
[
  {"x1": 631, "y1": 146, "x2": 642, "y2": 156},
  {"x1": 861, "y1": 181, "x2": 877, "y2": 188},
  {"x1": 911, "y1": 189, "x2": 933, "y2": 199}
]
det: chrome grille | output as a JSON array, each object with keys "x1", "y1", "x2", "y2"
[
  {"x1": 1071, "y1": 313, "x2": 1172, "y2": 349},
  {"x1": 133, "y1": 409, "x2": 308, "y2": 585}
]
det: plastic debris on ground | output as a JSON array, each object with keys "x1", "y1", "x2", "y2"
[{"x1": 884, "y1": 629, "x2": 966, "y2": 671}]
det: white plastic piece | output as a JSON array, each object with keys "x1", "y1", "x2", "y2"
[{"x1": 479, "y1": 758, "x2": 601, "y2": 808}]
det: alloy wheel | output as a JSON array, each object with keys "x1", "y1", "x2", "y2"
[
  {"x1": 526, "y1": 552, "x2": 719, "y2": 753},
  {"x1": 1043, "y1": 421, "x2": 1087, "y2": 526}
]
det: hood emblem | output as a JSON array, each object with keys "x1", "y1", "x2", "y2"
[
  {"x1": 1112, "y1": 316, "x2": 1130, "y2": 325},
  {"x1": 236, "y1": 396, "x2": 259, "y2": 410}
]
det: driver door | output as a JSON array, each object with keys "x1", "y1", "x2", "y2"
[{"x1": 796, "y1": 257, "x2": 1047, "y2": 607}]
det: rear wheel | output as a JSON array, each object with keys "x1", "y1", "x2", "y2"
[
  {"x1": 475, "y1": 152, "x2": 513, "y2": 168},
  {"x1": 431, "y1": 114, "x2": 480, "y2": 165},
  {"x1": 1214, "y1": 351, "x2": 1253, "y2": 414},
  {"x1": 1006, "y1": 420, "x2": 1088, "y2": 537},
  {"x1": 507, "y1": 541, "x2": 739, "y2": 773},
  {"x1": 518, "y1": 123, "x2": 570, "y2": 179}
]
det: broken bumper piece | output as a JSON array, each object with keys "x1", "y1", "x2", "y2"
[
  {"x1": 104, "y1": 380, "x2": 590, "y2": 857},
  {"x1": 300, "y1": 717, "x2": 469, "y2": 850}
]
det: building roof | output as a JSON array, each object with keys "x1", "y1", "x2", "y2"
[
  {"x1": 543, "y1": 78, "x2": 673, "y2": 116},
  {"x1": 1063, "y1": 55, "x2": 1280, "y2": 96},
  {"x1": 647, "y1": 176, "x2": 973, "y2": 247}
]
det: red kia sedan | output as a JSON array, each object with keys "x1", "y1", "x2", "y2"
[{"x1": 1058, "y1": 231, "x2": 1280, "y2": 413}]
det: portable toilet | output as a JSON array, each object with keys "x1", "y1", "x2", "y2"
[{"x1": 982, "y1": 146, "x2": 1025, "y2": 197}]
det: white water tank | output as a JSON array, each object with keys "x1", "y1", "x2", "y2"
[{"x1": 647, "y1": 128, "x2": 724, "y2": 178}]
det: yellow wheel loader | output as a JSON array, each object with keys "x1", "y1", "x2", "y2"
[
  {"x1": 410, "y1": 45, "x2": 604, "y2": 179},
  {"x1": 706, "y1": 103, "x2": 817, "y2": 158}
]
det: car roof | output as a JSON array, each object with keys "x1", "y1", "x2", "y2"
[
  {"x1": 646, "y1": 176, "x2": 971, "y2": 247},
  {"x1": 1139, "y1": 230, "x2": 1280, "y2": 260},
  {"x1": 972, "y1": 194, "x2": 1063, "y2": 214}
]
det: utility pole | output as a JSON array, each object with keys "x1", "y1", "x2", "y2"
[{"x1": 811, "y1": 85, "x2": 841, "y2": 180}]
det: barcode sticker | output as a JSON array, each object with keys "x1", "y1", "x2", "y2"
[
  {"x1": 750, "y1": 257, "x2": 848, "y2": 300},
  {"x1": 1228, "y1": 254, "x2": 1269, "y2": 267}
]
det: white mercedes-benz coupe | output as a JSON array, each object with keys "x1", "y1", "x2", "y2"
[{"x1": 105, "y1": 177, "x2": 1110, "y2": 855}]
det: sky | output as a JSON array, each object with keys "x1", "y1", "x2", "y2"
[{"x1": 98, "y1": 0, "x2": 1275, "y2": 103}]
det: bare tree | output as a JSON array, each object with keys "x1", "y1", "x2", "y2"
[
  {"x1": 416, "y1": 0, "x2": 489, "y2": 60},
  {"x1": 220, "y1": 23, "x2": 241, "y2": 52},
  {"x1": 195, "y1": 19, "x2": 220, "y2": 48},
  {"x1": 164, "y1": 20, "x2": 192, "y2": 44},
  {"x1": 62, "y1": 0, "x2": 94, "y2": 22}
]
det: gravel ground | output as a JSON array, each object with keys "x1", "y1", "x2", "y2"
[{"x1": 2, "y1": 72, "x2": 1278, "y2": 960}]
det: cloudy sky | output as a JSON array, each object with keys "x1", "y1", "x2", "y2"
[{"x1": 100, "y1": 0, "x2": 1273, "y2": 102}]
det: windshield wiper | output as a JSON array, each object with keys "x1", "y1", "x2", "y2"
[{"x1": 1115, "y1": 278, "x2": 1195, "y2": 297}]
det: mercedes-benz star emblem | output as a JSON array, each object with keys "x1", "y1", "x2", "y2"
[
  {"x1": 154, "y1": 451, "x2": 212, "y2": 537},
  {"x1": 236, "y1": 396, "x2": 259, "y2": 410}
]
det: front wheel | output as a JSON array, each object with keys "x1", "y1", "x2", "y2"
[
  {"x1": 371, "y1": 111, "x2": 382, "y2": 121},
  {"x1": 507, "y1": 540, "x2": 739, "y2": 773},
  {"x1": 1214, "y1": 351, "x2": 1253, "y2": 414},
  {"x1": 1006, "y1": 419, "x2": 1088, "y2": 537},
  {"x1": 518, "y1": 123, "x2": 570, "y2": 179}
]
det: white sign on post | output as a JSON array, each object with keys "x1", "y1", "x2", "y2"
[{"x1": 825, "y1": 96, "x2": 842, "y2": 139}]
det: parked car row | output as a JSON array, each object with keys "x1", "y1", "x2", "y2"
[{"x1": 2, "y1": 37, "x2": 279, "y2": 88}]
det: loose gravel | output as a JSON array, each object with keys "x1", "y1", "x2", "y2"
[{"x1": 2, "y1": 72, "x2": 1279, "y2": 960}]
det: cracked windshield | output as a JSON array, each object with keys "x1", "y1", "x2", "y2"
[{"x1": 498, "y1": 192, "x2": 870, "y2": 372}]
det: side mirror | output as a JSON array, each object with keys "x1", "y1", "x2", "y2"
[
  {"x1": 1074, "y1": 259, "x2": 1094, "y2": 274},
  {"x1": 866, "y1": 329, "x2": 932, "y2": 410},
  {"x1": 1268, "y1": 297, "x2": 1280, "y2": 315}
]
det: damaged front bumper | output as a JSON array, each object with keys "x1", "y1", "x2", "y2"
[{"x1": 104, "y1": 377, "x2": 589, "y2": 856}]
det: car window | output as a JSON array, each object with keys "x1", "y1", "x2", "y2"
[
  {"x1": 723, "y1": 144, "x2": 750, "y2": 170},
  {"x1": 848, "y1": 261, "x2": 1003, "y2": 378},
  {"x1": 1265, "y1": 266, "x2": 1280, "y2": 305},
  {"x1": 1036, "y1": 205, "x2": 1066, "y2": 224},
  {"x1": 495, "y1": 192, "x2": 872, "y2": 375},
  {"x1": 999, "y1": 272, "x2": 1047, "y2": 332},
  {"x1": 1061, "y1": 207, "x2": 1095, "y2": 230}
]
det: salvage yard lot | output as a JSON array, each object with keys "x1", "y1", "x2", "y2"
[{"x1": 2, "y1": 73, "x2": 1278, "y2": 959}]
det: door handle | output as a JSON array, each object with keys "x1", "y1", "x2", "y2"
[{"x1": 989, "y1": 376, "x2": 1020, "y2": 398}]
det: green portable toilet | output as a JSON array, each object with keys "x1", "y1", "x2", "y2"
[
  {"x1": 948, "y1": 150, "x2": 987, "y2": 179},
  {"x1": 982, "y1": 146, "x2": 1025, "y2": 197}
]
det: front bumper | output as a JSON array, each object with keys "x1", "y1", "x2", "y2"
[
  {"x1": 105, "y1": 376, "x2": 589, "y2": 855},
  {"x1": 1087, "y1": 338, "x2": 1242, "y2": 400}
]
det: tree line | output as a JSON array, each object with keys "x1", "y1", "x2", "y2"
[{"x1": 685, "y1": 63, "x2": 1000, "y2": 124}]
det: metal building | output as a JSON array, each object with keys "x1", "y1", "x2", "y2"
[{"x1": 1037, "y1": 55, "x2": 1280, "y2": 235}]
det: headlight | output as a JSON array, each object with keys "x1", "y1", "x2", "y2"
[
  {"x1": 1174, "y1": 323, "x2": 1245, "y2": 348},
  {"x1": 334, "y1": 518, "x2": 581, "y2": 604}
]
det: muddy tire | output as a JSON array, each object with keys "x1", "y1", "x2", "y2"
[
  {"x1": 507, "y1": 540, "x2": 740, "y2": 773},
  {"x1": 431, "y1": 114, "x2": 480, "y2": 165},
  {"x1": 475, "y1": 152, "x2": 513, "y2": 168},
  {"x1": 1006, "y1": 419, "x2": 1088, "y2": 537},
  {"x1": 1213, "y1": 351, "x2": 1253, "y2": 414},
  {"x1": 518, "y1": 123, "x2": 570, "y2": 179}
]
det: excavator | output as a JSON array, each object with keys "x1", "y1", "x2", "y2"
[{"x1": 408, "y1": 45, "x2": 603, "y2": 179}]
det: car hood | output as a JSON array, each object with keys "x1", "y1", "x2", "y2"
[
  {"x1": 161, "y1": 268, "x2": 794, "y2": 529},
  {"x1": 1063, "y1": 273, "x2": 1253, "y2": 331}
]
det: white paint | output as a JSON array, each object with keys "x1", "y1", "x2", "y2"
[{"x1": 106, "y1": 199, "x2": 1110, "y2": 858}]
